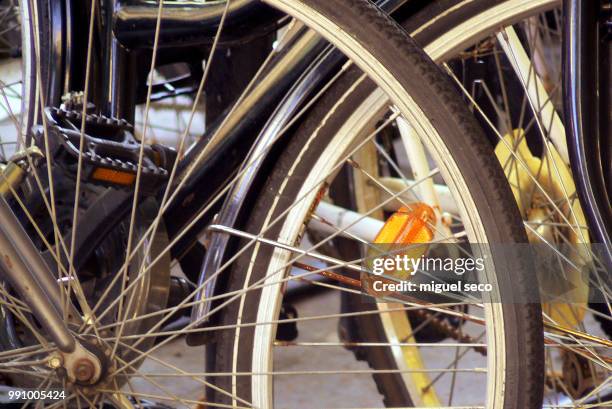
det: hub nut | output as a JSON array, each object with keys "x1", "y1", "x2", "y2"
[
  {"x1": 48, "y1": 356, "x2": 63, "y2": 369},
  {"x1": 73, "y1": 359, "x2": 96, "y2": 383}
]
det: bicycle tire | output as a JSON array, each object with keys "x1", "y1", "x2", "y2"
[{"x1": 207, "y1": 0, "x2": 544, "y2": 408}]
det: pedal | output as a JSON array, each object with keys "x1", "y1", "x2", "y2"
[{"x1": 33, "y1": 107, "x2": 177, "y2": 195}]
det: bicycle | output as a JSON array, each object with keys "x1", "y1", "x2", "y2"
[{"x1": 0, "y1": 0, "x2": 609, "y2": 407}]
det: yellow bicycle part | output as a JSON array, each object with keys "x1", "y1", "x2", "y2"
[{"x1": 495, "y1": 129, "x2": 590, "y2": 328}]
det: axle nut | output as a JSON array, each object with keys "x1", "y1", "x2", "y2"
[
  {"x1": 74, "y1": 359, "x2": 96, "y2": 383},
  {"x1": 48, "y1": 356, "x2": 63, "y2": 369}
]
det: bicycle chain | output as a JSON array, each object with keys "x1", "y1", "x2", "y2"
[{"x1": 412, "y1": 309, "x2": 487, "y2": 356}]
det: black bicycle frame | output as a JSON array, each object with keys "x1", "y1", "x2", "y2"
[{"x1": 562, "y1": 0, "x2": 612, "y2": 270}]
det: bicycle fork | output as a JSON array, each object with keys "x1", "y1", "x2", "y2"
[{"x1": 0, "y1": 196, "x2": 103, "y2": 384}]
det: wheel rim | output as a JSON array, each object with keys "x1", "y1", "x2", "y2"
[
  {"x1": 0, "y1": 0, "x2": 33, "y2": 159},
  {"x1": 250, "y1": 1, "x2": 509, "y2": 406}
]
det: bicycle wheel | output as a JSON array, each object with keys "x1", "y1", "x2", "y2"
[
  {"x1": 207, "y1": 1, "x2": 546, "y2": 408},
  {"x1": 264, "y1": 0, "x2": 611, "y2": 407},
  {"x1": 0, "y1": 0, "x2": 32, "y2": 159},
  {"x1": 0, "y1": 0, "x2": 544, "y2": 408}
]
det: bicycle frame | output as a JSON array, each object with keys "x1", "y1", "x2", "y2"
[{"x1": 562, "y1": 0, "x2": 612, "y2": 269}]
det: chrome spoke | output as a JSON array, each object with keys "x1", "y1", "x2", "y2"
[
  {"x1": 115, "y1": 339, "x2": 253, "y2": 407},
  {"x1": 100, "y1": 303, "x2": 479, "y2": 344},
  {"x1": 67, "y1": 0, "x2": 99, "y2": 327},
  {"x1": 96, "y1": 388, "x2": 247, "y2": 409}
]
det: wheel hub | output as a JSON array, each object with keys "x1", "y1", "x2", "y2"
[{"x1": 57, "y1": 338, "x2": 110, "y2": 386}]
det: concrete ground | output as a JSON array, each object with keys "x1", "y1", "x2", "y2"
[
  {"x1": 130, "y1": 285, "x2": 608, "y2": 408},
  {"x1": 134, "y1": 288, "x2": 491, "y2": 408}
]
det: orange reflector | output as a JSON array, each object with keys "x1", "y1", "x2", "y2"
[
  {"x1": 374, "y1": 203, "x2": 436, "y2": 245},
  {"x1": 91, "y1": 167, "x2": 136, "y2": 186},
  {"x1": 364, "y1": 203, "x2": 436, "y2": 295}
]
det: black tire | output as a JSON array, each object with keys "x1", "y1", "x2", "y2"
[
  {"x1": 207, "y1": 0, "x2": 544, "y2": 408},
  {"x1": 334, "y1": 0, "x2": 558, "y2": 406}
]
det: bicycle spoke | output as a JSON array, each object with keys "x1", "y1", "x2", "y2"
[{"x1": 67, "y1": 0, "x2": 99, "y2": 327}]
